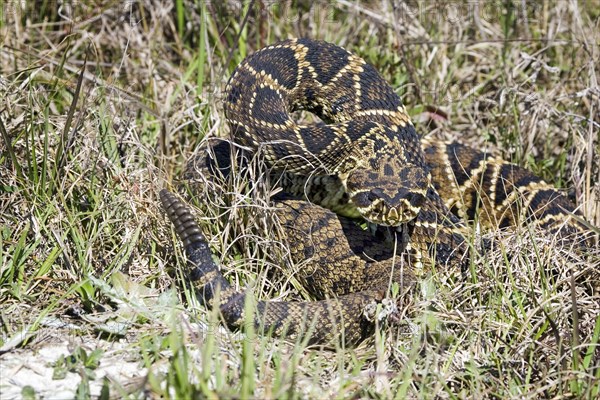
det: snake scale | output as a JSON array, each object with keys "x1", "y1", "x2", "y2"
[{"x1": 161, "y1": 38, "x2": 595, "y2": 345}]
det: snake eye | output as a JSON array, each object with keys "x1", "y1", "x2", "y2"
[
  {"x1": 351, "y1": 192, "x2": 373, "y2": 208},
  {"x1": 366, "y1": 191, "x2": 379, "y2": 203},
  {"x1": 407, "y1": 192, "x2": 426, "y2": 208}
]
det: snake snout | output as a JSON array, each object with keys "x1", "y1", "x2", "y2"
[
  {"x1": 387, "y1": 207, "x2": 400, "y2": 224},
  {"x1": 344, "y1": 165, "x2": 429, "y2": 225},
  {"x1": 382, "y1": 188, "x2": 428, "y2": 225}
]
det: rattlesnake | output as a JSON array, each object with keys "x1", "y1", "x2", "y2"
[{"x1": 161, "y1": 38, "x2": 595, "y2": 345}]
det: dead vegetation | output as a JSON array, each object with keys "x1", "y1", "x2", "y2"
[{"x1": 1, "y1": 1, "x2": 599, "y2": 398}]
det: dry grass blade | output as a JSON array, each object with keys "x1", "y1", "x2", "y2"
[{"x1": 55, "y1": 48, "x2": 87, "y2": 173}]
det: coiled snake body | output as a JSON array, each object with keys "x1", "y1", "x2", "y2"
[{"x1": 161, "y1": 38, "x2": 594, "y2": 345}]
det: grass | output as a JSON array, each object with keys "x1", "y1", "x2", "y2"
[{"x1": 1, "y1": 0, "x2": 599, "y2": 398}]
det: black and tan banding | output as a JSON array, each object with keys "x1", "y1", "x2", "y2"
[
  {"x1": 162, "y1": 38, "x2": 595, "y2": 345},
  {"x1": 224, "y1": 38, "x2": 429, "y2": 228},
  {"x1": 421, "y1": 136, "x2": 592, "y2": 242},
  {"x1": 160, "y1": 189, "x2": 412, "y2": 345}
]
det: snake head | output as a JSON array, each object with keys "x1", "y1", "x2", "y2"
[{"x1": 344, "y1": 163, "x2": 429, "y2": 226}]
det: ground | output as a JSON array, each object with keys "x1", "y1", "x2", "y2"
[{"x1": 1, "y1": 1, "x2": 599, "y2": 398}]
